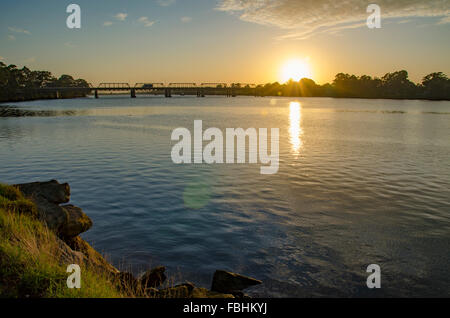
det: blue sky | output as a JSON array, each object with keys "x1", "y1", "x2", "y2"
[{"x1": 1, "y1": 0, "x2": 449, "y2": 85}]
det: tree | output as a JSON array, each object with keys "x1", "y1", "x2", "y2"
[
  {"x1": 421, "y1": 72, "x2": 450, "y2": 100},
  {"x1": 381, "y1": 70, "x2": 417, "y2": 98}
]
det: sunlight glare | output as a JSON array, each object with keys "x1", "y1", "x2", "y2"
[{"x1": 281, "y1": 59, "x2": 312, "y2": 82}]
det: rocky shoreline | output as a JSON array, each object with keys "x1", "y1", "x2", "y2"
[{"x1": 12, "y1": 180, "x2": 262, "y2": 298}]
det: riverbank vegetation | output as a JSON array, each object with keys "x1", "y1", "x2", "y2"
[
  {"x1": 0, "y1": 182, "x2": 251, "y2": 298},
  {"x1": 0, "y1": 62, "x2": 89, "y2": 102},
  {"x1": 246, "y1": 70, "x2": 450, "y2": 100},
  {"x1": 0, "y1": 183, "x2": 123, "y2": 297},
  {"x1": 1, "y1": 62, "x2": 449, "y2": 101}
]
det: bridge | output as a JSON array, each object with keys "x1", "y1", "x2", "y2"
[{"x1": 36, "y1": 82, "x2": 259, "y2": 98}]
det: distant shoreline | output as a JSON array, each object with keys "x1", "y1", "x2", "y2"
[{"x1": 1, "y1": 93, "x2": 449, "y2": 104}]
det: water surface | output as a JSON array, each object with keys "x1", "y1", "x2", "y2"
[{"x1": 1, "y1": 96, "x2": 449, "y2": 297}]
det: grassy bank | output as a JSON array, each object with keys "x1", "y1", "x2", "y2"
[{"x1": 0, "y1": 183, "x2": 123, "y2": 298}]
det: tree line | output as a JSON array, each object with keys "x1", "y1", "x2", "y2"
[
  {"x1": 1, "y1": 62, "x2": 449, "y2": 101},
  {"x1": 0, "y1": 62, "x2": 89, "y2": 101},
  {"x1": 243, "y1": 70, "x2": 449, "y2": 100}
]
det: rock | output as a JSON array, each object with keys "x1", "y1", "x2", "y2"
[
  {"x1": 65, "y1": 236, "x2": 119, "y2": 275},
  {"x1": 140, "y1": 266, "x2": 166, "y2": 289},
  {"x1": 14, "y1": 180, "x2": 92, "y2": 238},
  {"x1": 60, "y1": 205, "x2": 92, "y2": 238},
  {"x1": 211, "y1": 270, "x2": 262, "y2": 294},
  {"x1": 30, "y1": 196, "x2": 69, "y2": 231},
  {"x1": 230, "y1": 290, "x2": 251, "y2": 298},
  {"x1": 15, "y1": 180, "x2": 70, "y2": 204},
  {"x1": 55, "y1": 236, "x2": 85, "y2": 265}
]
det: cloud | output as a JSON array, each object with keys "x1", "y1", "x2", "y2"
[
  {"x1": 138, "y1": 17, "x2": 156, "y2": 27},
  {"x1": 217, "y1": 0, "x2": 450, "y2": 39},
  {"x1": 114, "y1": 13, "x2": 128, "y2": 21},
  {"x1": 157, "y1": 0, "x2": 175, "y2": 6},
  {"x1": 8, "y1": 35, "x2": 16, "y2": 40},
  {"x1": 103, "y1": 21, "x2": 113, "y2": 26},
  {"x1": 0, "y1": 56, "x2": 4, "y2": 61},
  {"x1": 181, "y1": 16, "x2": 192, "y2": 23},
  {"x1": 8, "y1": 27, "x2": 31, "y2": 35}
]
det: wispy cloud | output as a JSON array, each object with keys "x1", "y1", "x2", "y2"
[
  {"x1": 114, "y1": 13, "x2": 128, "y2": 21},
  {"x1": 8, "y1": 35, "x2": 16, "y2": 41},
  {"x1": 103, "y1": 21, "x2": 113, "y2": 27},
  {"x1": 157, "y1": 0, "x2": 175, "y2": 7},
  {"x1": 181, "y1": 16, "x2": 192, "y2": 23},
  {"x1": 217, "y1": 0, "x2": 450, "y2": 40},
  {"x1": 8, "y1": 27, "x2": 31, "y2": 35},
  {"x1": 138, "y1": 17, "x2": 156, "y2": 27}
]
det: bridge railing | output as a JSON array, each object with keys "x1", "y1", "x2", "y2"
[
  {"x1": 169, "y1": 83, "x2": 197, "y2": 88},
  {"x1": 134, "y1": 83, "x2": 165, "y2": 89},
  {"x1": 98, "y1": 83, "x2": 131, "y2": 89},
  {"x1": 201, "y1": 83, "x2": 228, "y2": 88}
]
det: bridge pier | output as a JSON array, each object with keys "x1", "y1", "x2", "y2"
[
  {"x1": 131, "y1": 89, "x2": 136, "y2": 98},
  {"x1": 94, "y1": 90, "x2": 98, "y2": 99},
  {"x1": 165, "y1": 88, "x2": 172, "y2": 98},
  {"x1": 197, "y1": 89, "x2": 205, "y2": 97}
]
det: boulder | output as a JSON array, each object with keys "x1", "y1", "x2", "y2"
[
  {"x1": 14, "y1": 180, "x2": 92, "y2": 238},
  {"x1": 27, "y1": 196, "x2": 69, "y2": 231},
  {"x1": 15, "y1": 180, "x2": 70, "y2": 204},
  {"x1": 211, "y1": 270, "x2": 262, "y2": 294},
  {"x1": 60, "y1": 205, "x2": 92, "y2": 238},
  {"x1": 140, "y1": 266, "x2": 167, "y2": 289},
  {"x1": 55, "y1": 235, "x2": 85, "y2": 266}
]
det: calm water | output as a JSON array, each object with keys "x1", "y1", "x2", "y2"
[{"x1": 1, "y1": 96, "x2": 449, "y2": 297}]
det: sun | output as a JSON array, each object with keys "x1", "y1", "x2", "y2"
[{"x1": 281, "y1": 59, "x2": 312, "y2": 83}]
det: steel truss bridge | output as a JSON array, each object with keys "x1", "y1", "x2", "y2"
[{"x1": 36, "y1": 82, "x2": 259, "y2": 98}]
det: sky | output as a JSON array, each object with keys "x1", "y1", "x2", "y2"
[{"x1": 1, "y1": 0, "x2": 449, "y2": 85}]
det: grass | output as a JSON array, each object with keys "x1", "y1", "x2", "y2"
[{"x1": 0, "y1": 183, "x2": 124, "y2": 298}]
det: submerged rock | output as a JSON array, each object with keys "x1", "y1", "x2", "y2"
[
  {"x1": 140, "y1": 266, "x2": 167, "y2": 288},
  {"x1": 211, "y1": 270, "x2": 262, "y2": 294}
]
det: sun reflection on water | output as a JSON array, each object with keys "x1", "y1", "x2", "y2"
[{"x1": 289, "y1": 101, "x2": 303, "y2": 156}]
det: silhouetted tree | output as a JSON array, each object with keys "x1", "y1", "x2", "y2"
[
  {"x1": 380, "y1": 70, "x2": 417, "y2": 98},
  {"x1": 0, "y1": 62, "x2": 89, "y2": 101},
  {"x1": 421, "y1": 72, "x2": 450, "y2": 100}
]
